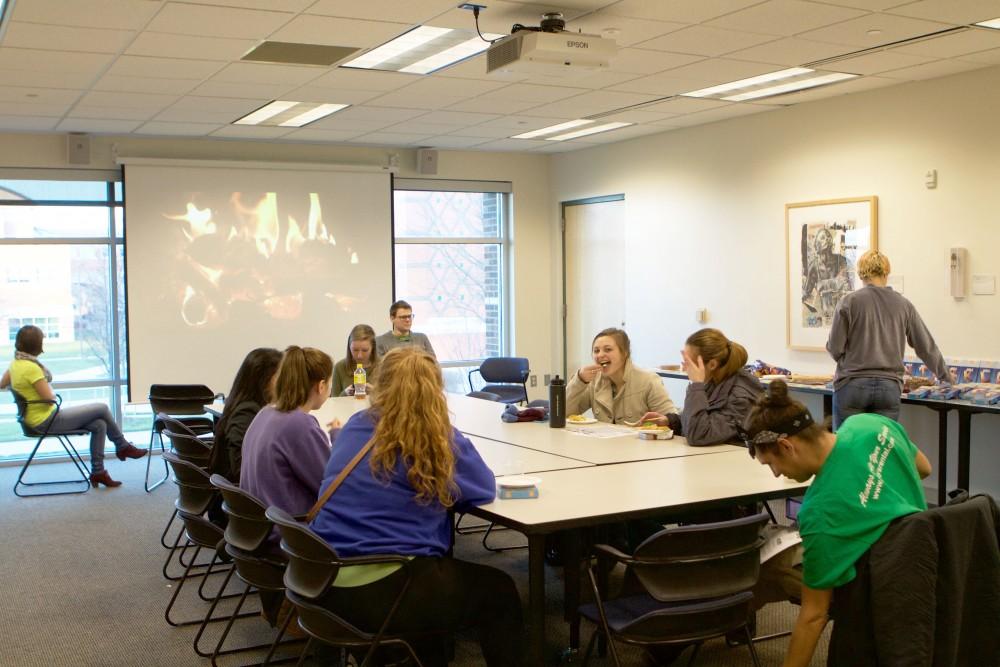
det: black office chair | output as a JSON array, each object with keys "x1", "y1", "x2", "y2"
[
  {"x1": 265, "y1": 506, "x2": 426, "y2": 667},
  {"x1": 579, "y1": 513, "x2": 769, "y2": 667},
  {"x1": 466, "y1": 391, "x2": 502, "y2": 401},
  {"x1": 147, "y1": 384, "x2": 218, "y2": 492},
  {"x1": 10, "y1": 390, "x2": 91, "y2": 497},
  {"x1": 468, "y1": 357, "x2": 530, "y2": 404}
]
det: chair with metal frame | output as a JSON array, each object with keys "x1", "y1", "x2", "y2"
[
  {"x1": 198, "y1": 474, "x2": 306, "y2": 666},
  {"x1": 156, "y1": 419, "x2": 214, "y2": 550},
  {"x1": 468, "y1": 357, "x2": 530, "y2": 404},
  {"x1": 579, "y1": 513, "x2": 769, "y2": 667},
  {"x1": 10, "y1": 390, "x2": 91, "y2": 497},
  {"x1": 161, "y1": 450, "x2": 224, "y2": 583},
  {"x1": 466, "y1": 390, "x2": 502, "y2": 401},
  {"x1": 147, "y1": 384, "x2": 218, "y2": 492},
  {"x1": 265, "y1": 506, "x2": 427, "y2": 667}
]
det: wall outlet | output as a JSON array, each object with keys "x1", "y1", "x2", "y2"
[
  {"x1": 544, "y1": 374, "x2": 551, "y2": 386},
  {"x1": 530, "y1": 375, "x2": 537, "y2": 387}
]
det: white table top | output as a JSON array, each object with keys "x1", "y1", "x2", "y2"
[
  {"x1": 466, "y1": 435, "x2": 592, "y2": 477},
  {"x1": 470, "y1": 449, "x2": 809, "y2": 531}
]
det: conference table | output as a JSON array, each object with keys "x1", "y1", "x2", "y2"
[{"x1": 305, "y1": 394, "x2": 806, "y2": 665}]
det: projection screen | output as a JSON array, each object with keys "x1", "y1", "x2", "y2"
[{"x1": 122, "y1": 159, "x2": 393, "y2": 400}]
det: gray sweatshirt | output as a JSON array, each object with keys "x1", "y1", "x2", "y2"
[
  {"x1": 375, "y1": 330, "x2": 437, "y2": 360},
  {"x1": 681, "y1": 369, "x2": 764, "y2": 446},
  {"x1": 826, "y1": 284, "x2": 951, "y2": 389}
]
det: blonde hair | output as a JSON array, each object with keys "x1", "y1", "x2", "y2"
[
  {"x1": 367, "y1": 347, "x2": 457, "y2": 506},
  {"x1": 686, "y1": 328, "x2": 748, "y2": 384},
  {"x1": 273, "y1": 346, "x2": 333, "y2": 412},
  {"x1": 857, "y1": 250, "x2": 890, "y2": 282}
]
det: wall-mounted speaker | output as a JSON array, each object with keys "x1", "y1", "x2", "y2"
[
  {"x1": 67, "y1": 133, "x2": 91, "y2": 165},
  {"x1": 416, "y1": 148, "x2": 438, "y2": 175}
]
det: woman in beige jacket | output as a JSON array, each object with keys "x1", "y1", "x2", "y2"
[{"x1": 567, "y1": 327, "x2": 680, "y2": 430}]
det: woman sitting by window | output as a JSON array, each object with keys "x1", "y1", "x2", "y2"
[
  {"x1": 1, "y1": 324, "x2": 147, "y2": 488},
  {"x1": 310, "y1": 347, "x2": 523, "y2": 666}
]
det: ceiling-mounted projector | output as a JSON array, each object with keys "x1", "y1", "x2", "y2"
[{"x1": 486, "y1": 12, "x2": 616, "y2": 76}]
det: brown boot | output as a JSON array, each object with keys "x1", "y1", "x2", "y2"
[
  {"x1": 116, "y1": 443, "x2": 148, "y2": 461},
  {"x1": 90, "y1": 470, "x2": 122, "y2": 488}
]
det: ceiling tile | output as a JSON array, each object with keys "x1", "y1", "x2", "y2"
[
  {"x1": 3, "y1": 22, "x2": 136, "y2": 54},
  {"x1": 610, "y1": 48, "x2": 703, "y2": 75},
  {"x1": 875, "y1": 58, "x2": 989, "y2": 80},
  {"x1": 576, "y1": 123, "x2": 671, "y2": 143},
  {"x1": 0, "y1": 48, "x2": 114, "y2": 75},
  {"x1": 428, "y1": 1, "x2": 588, "y2": 34},
  {"x1": 93, "y1": 75, "x2": 202, "y2": 95},
  {"x1": 56, "y1": 118, "x2": 144, "y2": 132},
  {"x1": 304, "y1": 0, "x2": 456, "y2": 24},
  {"x1": 660, "y1": 58, "x2": 784, "y2": 84},
  {"x1": 892, "y1": 27, "x2": 1000, "y2": 58},
  {"x1": 445, "y1": 124, "x2": 525, "y2": 138},
  {"x1": 11, "y1": 0, "x2": 161, "y2": 30},
  {"x1": 433, "y1": 57, "x2": 514, "y2": 81},
  {"x1": 808, "y1": 1, "x2": 911, "y2": 9},
  {"x1": 475, "y1": 83, "x2": 588, "y2": 103},
  {"x1": 642, "y1": 97, "x2": 732, "y2": 114},
  {"x1": 608, "y1": 72, "x2": 720, "y2": 95},
  {"x1": 0, "y1": 87, "x2": 82, "y2": 105},
  {"x1": 638, "y1": 25, "x2": 779, "y2": 57},
  {"x1": 397, "y1": 77, "x2": 509, "y2": 98},
  {"x1": 349, "y1": 131, "x2": 434, "y2": 146},
  {"x1": 125, "y1": 32, "x2": 258, "y2": 61},
  {"x1": 145, "y1": 4, "x2": 294, "y2": 39},
  {"x1": 210, "y1": 62, "x2": 324, "y2": 85},
  {"x1": 0, "y1": 115, "x2": 60, "y2": 131},
  {"x1": 472, "y1": 138, "x2": 551, "y2": 151},
  {"x1": 365, "y1": 90, "x2": 467, "y2": 110},
  {"x1": 460, "y1": 114, "x2": 573, "y2": 130},
  {"x1": 415, "y1": 110, "x2": 501, "y2": 125},
  {"x1": 886, "y1": 0, "x2": 1000, "y2": 25},
  {"x1": 707, "y1": 1, "x2": 868, "y2": 37},
  {"x1": 833, "y1": 50, "x2": 936, "y2": 74},
  {"x1": 189, "y1": 81, "x2": 300, "y2": 99},
  {"x1": 602, "y1": 0, "x2": 767, "y2": 24},
  {"x1": 281, "y1": 128, "x2": 367, "y2": 142},
  {"x1": 166, "y1": 95, "x2": 272, "y2": 112},
  {"x1": 725, "y1": 37, "x2": 857, "y2": 66},
  {"x1": 282, "y1": 86, "x2": 382, "y2": 105},
  {"x1": 270, "y1": 15, "x2": 411, "y2": 48},
  {"x1": 594, "y1": 109, "x2": 683, "y2": 124},
  {"x1": 134, "y1": 121, "x2": 223, "y2": 136},
  {"x1": 306, "y1": 116, "x2": 395, "y2": 132},
  {"x1": 385, "y1": 122, "x2": 467, "y2": 136},
  {"x1": 0, "y1": 101, "x2": 71, "y2": 116},
  {"x1": 0, "y1": 69, "x2": 94, "y2": 89},
  {"x1": 106, "y1": 55, "x2": 226, "y2": 80},
  {"x1": 798, "y1": 13, "x2": 953, "y2": 47},
  {"x1": 419, "y1": 135, "x2": 493, "y2": 148},
  {"x1": 78, "y1": 90, "x2": 179, "y2": 110},
  {"x1": 210, "y1": 125, "x2": 298, "y2": 139},
  {"x1": 520, "y1": 89, "x2": 663, "y2": 119},
  {"x1": 309, "y1": 69, "x2": 420, "y2": 91},
  {"x1": 444, "y1": 97, "x2": 546, "y2": 114},
  {"x1": 763, "y1": 73, "x2": 899, "y2": 103},
  {"x1": 179, "y1": 0, "x2": 315, "y2": 10},
  {"x1": 332, "y1": 106, "x2": 429, "y2": 123},
  {"x1": 956, "y1": 46, "x2": 1000, "y2": 64},
  {"x1": 653, "y1": 102, "x2": 774, "y2": 127},
  {"x1": 68, "y1": 106, "x2": 158, "y2": 121},
  {"x1": 535, "y1": 70, "x2": 644, "y2": 89},
  {"x1": 564, "y1": 12, "x2": 687, "y2": 47}
]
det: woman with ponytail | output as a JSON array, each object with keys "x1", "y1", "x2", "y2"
[
  {"x1": 642, "y1": 328, "x2": 763, "y2": 445},
  {"x1": 240, "y1": 345, "x2": 333, "y2": 541},
  {"x1": 743, "y1": 380, "x2": 931, "y2": 667},
  {"x1": 310, "y1": 346, "x2": 523, "y2": 666}
]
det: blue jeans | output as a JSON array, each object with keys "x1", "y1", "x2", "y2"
[
  {"x1": 42, "y1": 403, "x2": 128, "y2": 473},
  {"x1": 832, "y1": 377, "x2": 901, "y2": 431}
]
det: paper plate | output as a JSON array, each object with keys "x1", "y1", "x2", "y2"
[
  {"x1": 497, "y1": 475, "x2": 541, "y2": 489},
  {"x1": 566, "y1": 416, "x2": 597, "y2": 425}
]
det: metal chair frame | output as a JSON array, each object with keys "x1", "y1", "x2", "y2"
[
  {"x1": 146, "y1": 384, "x2": 218, "y2": 492},
  {"x1": 11, "y1": 391, "x2": 91, "y2": 497}
]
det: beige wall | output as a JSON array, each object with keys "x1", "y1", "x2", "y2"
[
  {"x1": 549, "y1": 64, "x2": 1000, "y2": 494},
  {"x1": 0, "y1": 134, "x2": 555, "y2": 399}
]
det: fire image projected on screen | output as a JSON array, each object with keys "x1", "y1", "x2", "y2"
[{"x1": 165, "y1": 192, "x2": 360, "y2": 328}]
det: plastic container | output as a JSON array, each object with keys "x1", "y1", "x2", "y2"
[
  {"x1": 353, "y1": 364, "x2": 367, "y2": 399},
  {"x1": 549, "y1": 375, "x2": 565, "y2": 428}
]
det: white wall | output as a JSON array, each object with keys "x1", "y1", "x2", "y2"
[
  {"x1": 0, "y1": 134, "x2": 555, "y2": 400},
  {"x1": 549, "y1": 64, "x2": 1000, "y2": 497}
]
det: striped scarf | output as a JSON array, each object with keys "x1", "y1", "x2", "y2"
[{"x1": 14, "y1": 351, "x2": 53, "y2": 383}]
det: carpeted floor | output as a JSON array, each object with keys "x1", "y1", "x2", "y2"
[{"x1": 0, "y1": 457, "x2": 828, "y2": 666}]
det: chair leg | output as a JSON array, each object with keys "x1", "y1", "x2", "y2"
[
  {"x1": 160, "y1": 508, "x2": 179, "y2": 549},
  {"x1": 686, "y1": 642, "x2": 702, "y2": 666},
  {"x1": 14, "y1": 434, "x2": 90, "y2": 497},
  {"x1": 580, "y1": 629, "x2": 598, "y2": 667},
  {"x1": 482, "y1": 522, "x2": 527, "y2": 553},
  {"x1": 745, "y1": 630, "x2": 762, "y2": 667},
  {"x1": 196, "y1": 580, "x2": 251, "y2": 657},
  {"x1": 295, "y1": 637, "x2": 314, "y2": 667},
  {"x1": 145, "y1": 427, "x2": 169, "y2": 492}
]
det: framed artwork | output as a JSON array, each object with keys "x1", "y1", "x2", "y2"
[{"x1": 786, "y1": 196, "x2": 878, "y2": 351}]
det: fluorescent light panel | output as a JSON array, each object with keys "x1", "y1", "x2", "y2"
[
  {"x1": 546, "y1": 122, "x2": 632, "y2": 141},
  {"x1": 342, "y1": 25, "x2": 503, "y2": 74},
  {"x1": 975, "y1": 18, "x2": 1000, "y2": 29},
  {"x1": 681, "y1": 68, "x2": 858, "y2": 102},
  {"x1": 234, "y1": 100, "x2": 349, "y2": 127},
  {"x1": 511, "y1": 119, "x2": 593, "y2": 139}
]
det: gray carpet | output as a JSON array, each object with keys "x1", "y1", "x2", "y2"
[{"x1": 0, "y1": 457, "x2": 828, "y2": 666}]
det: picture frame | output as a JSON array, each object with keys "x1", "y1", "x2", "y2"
[{"x1": 786, "y1": 196, "x2": 878, "y2": 351}]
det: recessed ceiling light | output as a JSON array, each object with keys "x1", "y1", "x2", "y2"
[
  {"x1": 511, "y1": 119, "x2": 594, "y2": 139},
  {"x1": 682, "y1": 68, "x2": 813, "y2": 98},
  {"x1": 233, "y1": 101, "x2": 349, "y2": 127},
  {"x1": 976, "y1": 17, "x2": 1000, "y2": 29},
  {"x1": 341, "y1": 25, "x2": 504, "y2": 74},
  {"x1": 545, "y1": 121, "x2": 633, "y2": 141},
  {"x1": 724, "y1": 72, "x2": 857, "y2": 101},
  {"x1": 682, "y1": 68, "x2": 857, "y2": 102},
  {"x1": 867, "y1": 29, "x2": 883, "y2": 37}
]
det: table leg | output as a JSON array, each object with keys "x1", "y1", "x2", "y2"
[
  {"x1": 563, "y1": 529, "x2": 582, "y2": 655},
  {"x1": 936, "y1": 409, "x2": 948, "y2": 508},
  {"x1": 822, "y1": 394, "x2": 832, "y2": 419},
  {"x1": 527, "y1": 533, "x2": 546, "y2": 666},
  {"x1": 958, "y1": 410, "x2": 972, "y2": 494}
]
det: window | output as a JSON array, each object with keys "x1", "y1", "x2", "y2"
[
  {"x1": 0, "y1": 176, "x2": 136, "y2": 461},
  {"x1": 393, "y1": 180, "x2": 511, "y2": 393}
]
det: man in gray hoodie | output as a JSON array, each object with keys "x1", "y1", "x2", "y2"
[{"x1": 827, "y1": 250, "x2": 953, "y2": 430}]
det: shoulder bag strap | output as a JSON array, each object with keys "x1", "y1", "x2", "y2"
[{"x1": 306, "y1": 439, "x2": 376, "y2": 522}]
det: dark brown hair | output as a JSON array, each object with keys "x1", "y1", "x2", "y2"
[
  {"x1": 389, "y1": 300, "x2": 412, "y2": 317},
  {"x1": 685, "y1": 328, "x2": 748, "y2": 384},
  {"x1": 218, "y1": 347, "x2": 282, "y2": 436},
  {"x1": 14, "y1": 325, "x2": 44, "y2": 356},
  {"x1": 345, "y1": 324, "x2": 378, "y2": 367},
  {"x1": 273, "y1": 346, "x2": 333, "y2": 412},
  {"x1": 592, "y1": 327, "x2": 631, "y2": 360},
  {"x1": 744, "y1": 380, "x2": 826, "y2": 456}
]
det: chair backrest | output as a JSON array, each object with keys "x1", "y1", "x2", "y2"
[
  {"x1": 162, "y1": 428, "x2": 212, "y2": 464},
  {"x1": 9, "y1": 388, "x2": 61, "y2": 437},
  {"x1": 467, "y1": 391, "x2": 502, "y2": 401},
  {"x1": 630, "y1": 513, "x2": 769, "y2": 603},
  {"x1": 176, "y1": 509, "x2": 225, "y2": 551},
  {"x1": 149, "y1": 384, "x2": 216, "y2": 416},
  {"x1": 164, "y1": 451, "x2": 217, "y2": 515},
  {"x1": 479, "y1": 357, "x2": 530, "y2": 384},
  {"x1": 265, "y1": 506, "x2": 344, "y2": 600},
  {"x1": 211, "y1": 474, "x2": 272, "y2": 553},
  {"x1": 155, "y1": 412, "x2": 213, "y2": 437}
]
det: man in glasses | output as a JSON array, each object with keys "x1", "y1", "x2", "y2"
[
  {"x1": 742, "y1": 380, "x2": 931, "y2": 667},
  {"x1": 375, "y1": 299, "x2": 437, "y2": 360}
]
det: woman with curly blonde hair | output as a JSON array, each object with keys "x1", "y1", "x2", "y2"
[{"x1": 310, "y1": 346, "x2": 523, "y2": 666}]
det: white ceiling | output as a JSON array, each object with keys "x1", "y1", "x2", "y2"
[{"x1": 0, "y1": 0, "x2": 998, "y2": 152}]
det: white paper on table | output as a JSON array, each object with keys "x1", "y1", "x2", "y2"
[
  {"x1": 760, "y1": 525, "x2": 803, "y2": 564},
  {"x1": 566, "y1": 423, "x2": 635, "y2": 439}
]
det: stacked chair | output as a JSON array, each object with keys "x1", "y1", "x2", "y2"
[{"x1": 147, "y1": 383, "x2": 218, "y2": 492}]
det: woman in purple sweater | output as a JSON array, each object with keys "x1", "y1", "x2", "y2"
[
  {"x1": 310, "y1": 347, "x2": 523, "y2": 666},
  {"x1": 240, "y1": 345, "x2": 332, "y2": 538}
]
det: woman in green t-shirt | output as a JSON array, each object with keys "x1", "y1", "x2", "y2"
[
  {"x1": 741, "y1": 380, "x2": 931, "y2": 667},
  {"x1": 1, "y1": 325, "x2": 147, "y2": 488}
]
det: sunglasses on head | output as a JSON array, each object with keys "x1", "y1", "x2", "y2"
[{"x1": 736, "y1": 409, "x2": 815, "y2": 459}]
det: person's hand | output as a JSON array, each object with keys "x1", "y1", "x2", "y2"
[
  {"x1": 681, "y1": 348, "x2": 708, "y2": 383},
  {"x1": 326, "y1": 418, "x2": 342, "y2": 431},
  {"x1": 344, "y1": 385, "x2": 355, "y2": 396},
  {"x1": 639, "y1": 412, "x2": 668, "y2": 426},
  {"x1": 578, "y1": 364, "x2": 603, "y2": 383}
]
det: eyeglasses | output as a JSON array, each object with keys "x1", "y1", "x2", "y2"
[{"x1": 395, "y1": 314, "x2": 414, "y2": 321}]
